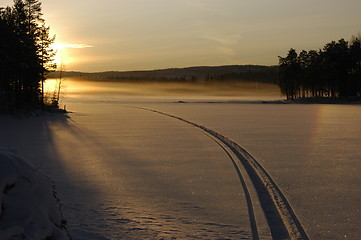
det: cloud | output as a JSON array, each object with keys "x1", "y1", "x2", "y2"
[
  {"x1": 52, "y1": 43, "x2": 94, "y2": 50},
  {"x1": 199, "y1": 32, "x2": 243, "y2": 57},
  {"x1": 201, "y1": 33, "x2": 243, "y2": 45}
]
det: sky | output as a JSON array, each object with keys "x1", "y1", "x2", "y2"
[{"x1": 2, "y1": 0, "x2": 361, "y2": 72}]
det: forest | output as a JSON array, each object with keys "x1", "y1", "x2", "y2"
[
  {"x1": 47, "y1": 65, "x2": 279, "y2": 84},
  {"x1": 278, "y1": 37, "x2": 361, "y2": 100},
  {"x1": 0, "y1": 0, "x2": 55, "y2": 112}
]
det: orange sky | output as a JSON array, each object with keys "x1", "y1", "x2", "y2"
[{"x1": 2, "y1": 0, "x2": 361, "y2": 72}]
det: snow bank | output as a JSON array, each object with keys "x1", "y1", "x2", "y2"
[{"x1": 0, "y1": 151, "x2": 70, "y2": 240}]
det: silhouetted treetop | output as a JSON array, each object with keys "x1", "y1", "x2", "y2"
[
  {"x1": 278, "y1": 36, "x2": 361, "y2": 100},
  {"x1": 0, "y1": 0, "x2": 55, "y2": 112}
]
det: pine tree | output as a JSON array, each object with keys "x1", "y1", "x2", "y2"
[
  {"x1": 278, "y1": 36, "x2": 361, "y2": 100},
  {"x1": 279, "y1": 48, "x2": 300, "y2": 100},
  {"x1": 0, "y1": 0, "x2": 56, "y2": 111},
  {"x1": 349, "y1": 36, "x2": 361, "y2": 96}
]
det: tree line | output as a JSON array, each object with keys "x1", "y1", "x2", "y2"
[
  {"x1": 278, "y1": 37, "x2": 361, "y2": 100},
  {"x1": 48, "y1": 65, "x2": 279, "y2": 84},
  {"x1": 0, "y1": 0, "x2": 55, "y2": 112}
]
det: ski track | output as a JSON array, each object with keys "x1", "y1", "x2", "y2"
[
  {"x1": 202, "y1": 132, "x2": 260, "y2": 240},
  {"x1": 128, "y1": 105, "x2": 309, "y2": 240}
]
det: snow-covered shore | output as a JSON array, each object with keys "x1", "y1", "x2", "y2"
[{"x1": 0, "y1": 151, "x2": 70, "y2": 240}]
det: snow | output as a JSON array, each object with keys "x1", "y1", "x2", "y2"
[
  {"x1": 1, "y1": 79, "x2": 360, "y2": 239},
  {"x1": 0, "y1": 151, "x2": 70, "y2": 240},
  {"x1": 0, "y1": 109, "x2": 268, "y2": 239},
  {"x1": 151, "y1": 103, "x2": 361, "y2": 239}
]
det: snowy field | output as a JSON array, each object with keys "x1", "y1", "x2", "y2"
[
  {"x1": 152, "y1": 102, "x2": 361, "y2": 239},
  {"x1": 0, "y1": 152, "x2": 70, "y2": 239},
  {"x1": 1, "y1": 79, "x2": 360, "y2": 239}
]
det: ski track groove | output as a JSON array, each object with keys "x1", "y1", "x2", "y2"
[
  {"x1": 127, "y1": 105, "x2": 309, "y2": 240},
  {"x1": 203, "y1": 132, "x2": 260, "y2": 240}
]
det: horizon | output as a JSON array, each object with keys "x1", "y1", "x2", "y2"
[
  {"x1": 50, "y1": 64, "x2": 278, "y2": 74},
  {"x1": 2, "y1": 0, "x2": 361, "y2": 72}
]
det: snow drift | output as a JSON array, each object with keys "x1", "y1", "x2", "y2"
[{"x1": 0, "y1": 151, "x2": 70, "y2": 240}]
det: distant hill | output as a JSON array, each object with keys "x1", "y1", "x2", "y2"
[{"x1": 48, "y1": 65, "x2": 279, "y2": 84}]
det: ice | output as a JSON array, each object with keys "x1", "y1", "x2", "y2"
[
  {"x1": 0, "y1": 151, "x2": 70, "y2": 240},
  {"x1": 1, "y1": 79, "x2": 360, "y2": 239},
  {"x1": 0, "y1": 109, "x2": 263, "y2": 239},
  {"x1": 152, "y1": 103, "x2": 361, "y2": 239}
]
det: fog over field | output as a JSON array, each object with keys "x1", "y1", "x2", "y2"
[{"x1": 45, "y1": 78, "x2": 281, "y2": 102}]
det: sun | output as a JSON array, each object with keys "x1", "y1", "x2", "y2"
[
  {"x1": 52, "y1": 43, "x2": 67, "y2": 68},
  {"x1": 51, "y1": 43, "x2": 76, "y2": 69},
  {"x1": 51, "y1": 42, "x2": 93, "y2": 70}
]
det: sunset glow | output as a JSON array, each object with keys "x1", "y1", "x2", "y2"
[
  {"x1": 2, "y1": 0, "x2": 361, "y2": 72},
  {"x1": 51, "y1": 42, "x2": 94, "y2": 69}
]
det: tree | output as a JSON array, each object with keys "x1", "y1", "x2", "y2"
[
  {"x1": 38, "y1": 23, "x2": 56, "y2": 108},
  {"x1": 0, "y1": 9, "x2": 20, "y2": 111},
  {"x1": 349, "y1": 36, "x2": 361, "y2": 96},
  {"x1": 322, "y1": 39, "x2": 350, "y2": 97},
  {"x1": 279, "y1": 48, "x2": 300, "y2": 100},
  {"x1": 278, "y1": 36, "x2": 361, "y2": 100},
  {"x1": 0, "y1": 0, "x2": 56, "y2": 111}
]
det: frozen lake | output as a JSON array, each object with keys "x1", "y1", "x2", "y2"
[
  {"x1": 1, "y1": 79, "x2": 360, "y2": 239},
  {"x1": 153, "y1": 103, "x2": 361, "y2": 239}
]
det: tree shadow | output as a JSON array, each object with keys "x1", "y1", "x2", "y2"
[
  {"x1": 0, "y1": 109, "x2": 255, "y2": 239},
  {"x1": 0, "y1": 112, "x2": 115, "y2": 239}
]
